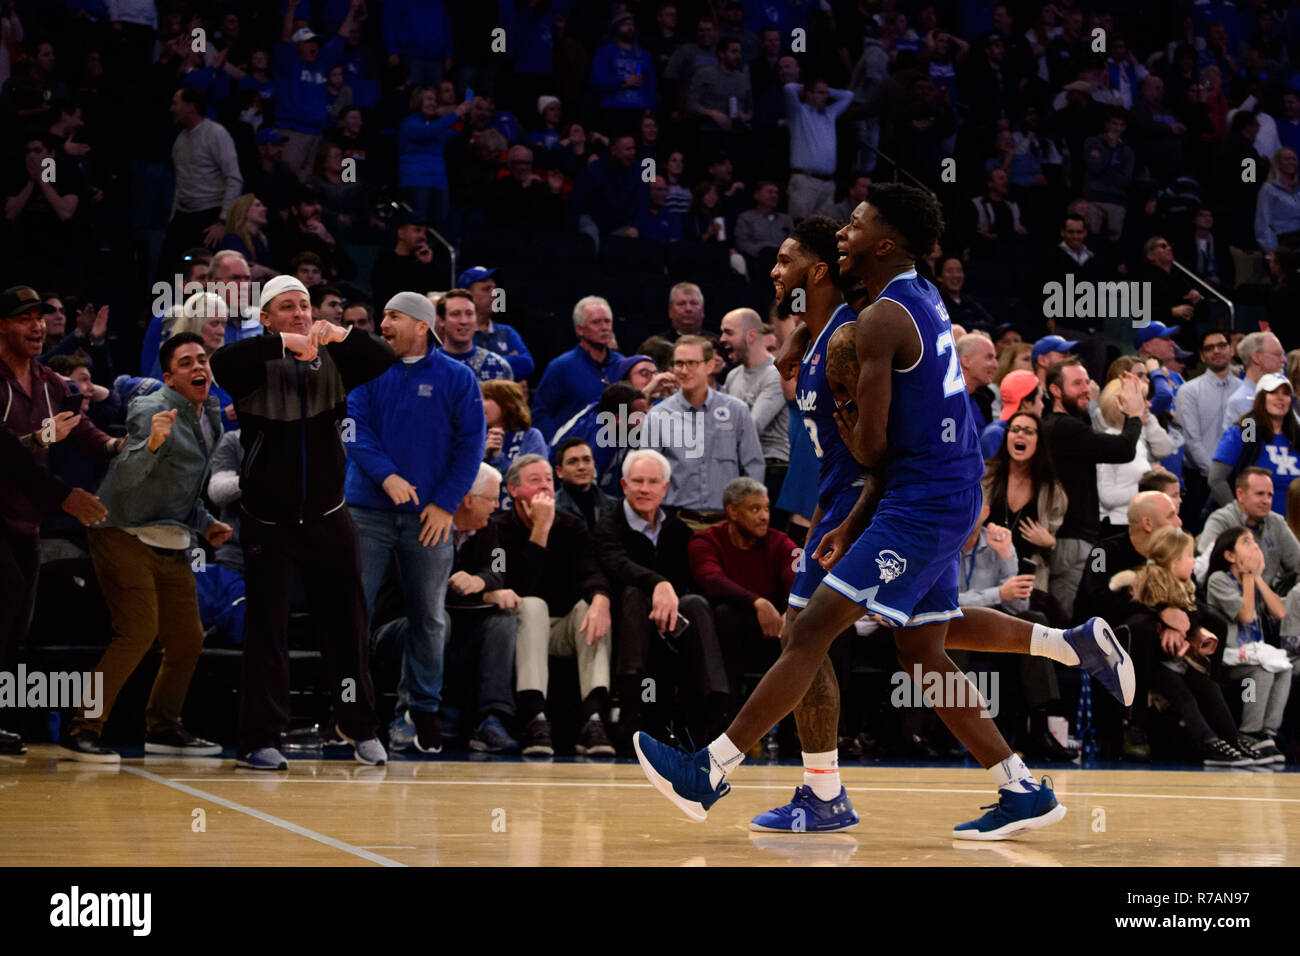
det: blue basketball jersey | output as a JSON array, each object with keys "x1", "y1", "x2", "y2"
[
  {"x1": 875, "y1": 270, "x2": 984, "y2": 501},
  {"x1": 795, "y1": 302, "x2": 866, "y2": 507}
]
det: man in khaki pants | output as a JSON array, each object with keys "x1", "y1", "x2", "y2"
[
  {"x1": 60, "y1": 333, "x2": 232, "y2": 763},
  {"x1": 490, "y1": 454, "x2": 614, "y2": 757}
]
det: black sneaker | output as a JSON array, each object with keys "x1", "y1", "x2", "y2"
[
  {"x1": 411, "y1": 710, "x2": 443, "y2": 754},
  {"x1": 145, "y1": 726, "x2": 222, "y2": 756},
  {"x1": 522, "y1": 716, "x2": 554, "y2": 756},
  {"x1": 614, "y1": 711, "x2": 642, "y2": 758},
  {"x1": 1241, "y1": 734, "x2": 1286, "y2": 765},
  {"x1": 59, "y1": 729, "x2": 120, "y2": 764},
  {"x1": 1024, "y1": 728, "x2": 1079, "y2": 763},
  {"x1": 576, "y1": 716, "x2": 615, "y2": 757},
  {"x1": 1122, "y1": 723, "x2": 1151, "y2": 761},
  {"x1": 1203, "y1": 738, "x2": 1251, "y2": 767},
  {"x1": 0, "y1": 728, "x2": 25, "y2": 755}
]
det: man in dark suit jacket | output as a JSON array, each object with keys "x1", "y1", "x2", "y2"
[{"x1": 592, "y1": 449, "x2": 729, "y2": 754}]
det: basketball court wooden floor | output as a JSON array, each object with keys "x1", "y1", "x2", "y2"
[{"x1": 3, "y1": 747, "x2": 1297, "y2": 866}]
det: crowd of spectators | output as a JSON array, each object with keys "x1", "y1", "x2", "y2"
[{"x1": 3, "y1": 0, "x2": 1300, "y2": 768}]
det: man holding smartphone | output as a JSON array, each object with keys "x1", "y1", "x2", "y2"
[
  {"x1": 371, "y1": 211, "x2": 447, "y2": 308},
  {"x1": 593, "y1": 449, "x2": 729, "y2": 756}
]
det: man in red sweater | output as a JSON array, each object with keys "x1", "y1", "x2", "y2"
[{"x1": 687, "y1": 476, "x2": 799, "y2": 699}]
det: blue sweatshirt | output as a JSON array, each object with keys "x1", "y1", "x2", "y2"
[
  {"x1": 383, "y1": 0, "x2": 454, "y2": 60},
  {"x1": 531, "y1": 345, "x2": 624, "y2": 443},
  {"x1": 590, "y1": 43, "x2": 657, "y2": 110},
  {"x1": 501, "y1": 0, "x2": 557, "y2": 76},
  {"x1": 474, "y1": 322, "x2": 534, "y2": 378},
  {"x1": 345, "y1": 350, "x2": 486, "y2": 514},
  {"x1": 274, "y1": 36, "x2": 345, "y2": 134},
  {"x1": 572, "y1": 155, "x2": 644, "y2": 233},
  {"x1": 397, "y1": 110, "x2": 460, "y2": 190}
]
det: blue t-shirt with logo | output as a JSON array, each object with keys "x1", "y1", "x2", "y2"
[{"x1": 1212, "y1": 426, "x2": 1300, "y2": 515}]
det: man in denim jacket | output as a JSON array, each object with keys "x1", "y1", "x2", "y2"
[{"x1": 61, "y1": 332, "x2": 232, "y2": 763}]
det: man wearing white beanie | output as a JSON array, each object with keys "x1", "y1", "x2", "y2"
[{"x1": 210, "y1": 273, "x2": 396, "y2": 770}]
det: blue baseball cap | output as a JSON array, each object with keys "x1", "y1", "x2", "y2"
[
  {"x1": 255, "y1": 128, "x2": 287, "y2": 145},
  {"x1": 457, "y1": 266, "x2": 497, "y2": 287},
  {"x1": 1133, "y1": 321, "x2": 1181, "y2": 348},
  {"x1": 610, "y1": 354, "x2": 655, "y2": 383},
  {"x1": 1031, "y1": 334, "x2": 1078, "y2": 362}
]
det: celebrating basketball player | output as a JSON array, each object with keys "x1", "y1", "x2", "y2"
[{"x1": 634, "y1": 185, "x2": 1135, "y2": 840}]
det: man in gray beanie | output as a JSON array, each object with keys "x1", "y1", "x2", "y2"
[
  {"x1": 210, "y1": 274, "x2": 396, "y2": 770},
  {"x1": 344, "y1": 291, "x2": 487, "y2": 753}
]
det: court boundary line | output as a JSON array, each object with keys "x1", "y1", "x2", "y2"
[
  {"x1": 121, "y1": 765, "x2": 407, "y2": 867},
  {"x1": 163, "y1": 775, "x2": 1300, "y2": 804}
]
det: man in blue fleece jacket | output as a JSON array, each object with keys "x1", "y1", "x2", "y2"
[
  {"x1": 346, "y1": 291, "x2": 486, "y2": 753},
  {"x1": 531, "y1": 295, "x2": 624, "y2": 442}
]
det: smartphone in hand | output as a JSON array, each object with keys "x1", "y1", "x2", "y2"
[{"x1": 658, "y1": 613, "x2": 691, "y2": 653}]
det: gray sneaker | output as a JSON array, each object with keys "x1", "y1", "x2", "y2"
[
  {"x1": 470, "y1": 714, "x2": 519, "y2": 753},
  {"x1": 236, "y1": 747, "x2": 288, "y2": 770},
  {"x1": 353, "y1": 737, "x2": 387, "y2": 766}
]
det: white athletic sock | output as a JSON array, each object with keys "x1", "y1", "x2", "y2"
[
  {"x1": 707, "y1": 734, "x2": 744, "y2": 789},
  {"x1": 989, "y1": 753, "x2": 1036, "y2": 793},
  {"x1": 1030, "y1": 623, "x2": 1079, "y2": 666},
  {"x1": 802, "y1": 749, "x2": 841, "y2": 800}
]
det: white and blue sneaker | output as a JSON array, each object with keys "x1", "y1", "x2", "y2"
[
  {"x1": 1065, "y1": 617, "x2": 1135, "y2": 706},
  {"x1": 633, "y1": 731, "x2": 731, "y2": 822},
  {"x1": 952, "y1": 775, "x2": 1067, "y2": 840},
  {"x1": 388, "y1": 712, "x2": 416, "y2": 752},
  {"x1": 236, "y1": 747, "x2": 289, "y2": 771},
  {"x1": 750, "y1": 786, "x2": 860, "y2": 832}
]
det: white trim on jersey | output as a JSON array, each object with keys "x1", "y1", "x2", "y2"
[
  {"x1": 821, "y1": 573, "x2": 966, "y2": 628},
  {"x1": 802, "y1": 302, "x2": 852, "y2": 366},
  {"x1": 822, "y1": 574, "x2": 911, "y2": 624},
  {"x1": 876, "y1": 296, "x2": 924, "y2": 374}
]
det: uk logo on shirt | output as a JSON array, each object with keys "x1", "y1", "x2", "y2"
[{"x1": 1265, "y1": 444, "x2": 1300, "y2": 477}]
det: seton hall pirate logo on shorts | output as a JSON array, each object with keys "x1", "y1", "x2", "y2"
[{"x1": 875, "y1": 549, "x2": 907, "y2": 583}]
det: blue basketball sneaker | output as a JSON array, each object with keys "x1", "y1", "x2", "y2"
[
  {"x1": 750, "y1": 786, "x2": 860, "y2": 832},
  {"x1": 633, "y1": 731, "x2": 732, "y2": 822},
  {"x1": 1064, "y1": 616, "x2": 1135, "y2": 706},
  {"x1": 952, "y1": 775, "x2": 1067, "y2": 840}
]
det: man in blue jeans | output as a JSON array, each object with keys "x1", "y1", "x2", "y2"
[{"x1": 345, "y1": 291, "x2": 485, "y2": 753}]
